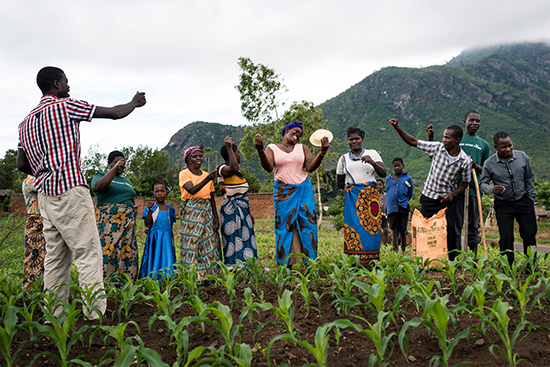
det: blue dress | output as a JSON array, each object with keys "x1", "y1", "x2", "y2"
[{"x1": 139, "y1": 204, "x2": 177, "y2": 279}]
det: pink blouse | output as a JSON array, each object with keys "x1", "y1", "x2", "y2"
[{"x1": 268, "y1": 143, "x2": 308, "y2": 185}]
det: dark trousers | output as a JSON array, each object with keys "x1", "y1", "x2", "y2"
[
  {"x1": 494, "y1": 196, "x2": 537, "y2": 266},
  {"x1": 455, "y1": 193, "x2": 481, "y2": 254},
  {"x1": 420, "y1": 194, "x2": 460, "y2": 261}
]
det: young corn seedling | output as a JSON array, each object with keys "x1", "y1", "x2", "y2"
[
  {"x1": 116, "y1": 280, "x2": 144, "y2": 322},
  {"x1": 266, "y1": 322, "x2": 338, "y2": 367},
  {"x1": 258, "y1": 288, "x2": 297, "y2": 336},
  {"x1": 205, "y1": 263, "x2": 238, "y2": 308},
  {"x1": 158, "y1": 314, "x2": 206, "y2": 366},
  {"x1": 483, "y1": 299, "x2": 532, "y2": 367},
  {"x1": 71, "y1": 281, "x2": 107, "y2": 321},
  {"x1": 16, "y1": 300, "x2": 41, "y2": 339},
  {"x1": 332, "y1": 312, "x2": 396, "y2": 367},
  {"x1": 293, "y1": 270, "x2": 313, "y2": 314},
  {"x1": 107, "y1": 335, "x2": 170, "y2": 367},
  {"x1": 0, "y1": 305, "x2": 27, "y2": 367},
  {"x1": 424, "y1": 295, "x2": 470, "y2": 367},
  {"x1": 0, "y1": 274, "x2": 25, "y2": 306},
  {"x1": 31, "y1": 302, "x2": 93, "y2": 367},
  {"x1": 185, "y1": 294, "x2": 209, "y2": 332},
  {"x1": 506, "y1": 272, "x2": 546, "y2": 323}
]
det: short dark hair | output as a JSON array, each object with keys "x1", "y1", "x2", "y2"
[
  {"x1": 346, "y1": 127, "x2": 365, "y2": 140},
  {"x1": 153, "y1": 182, "x2": 168, "y2": 192},
  {"x1": 445, "y1": 125, "x2": 463, "y2": 140},
  {"x1": 464, "y1": 110, "x2": 479, "y2": 121},
  {"x1": 376, "y1": 179, "x2": 384, "y2": 185},
  {"x1": 220, "y1": 143, "x2": 238, "y2": 161},
  {"x1": 37, "y1": 66, "x2": 64, "y2": 93},
  {"x1": 493, "y1": 131, "x2": 510, "y2": 145},
  {"x1": 107, "y1": 150, "x2": 124, "y2": 164},
  {"x1": 392, "y1": 158, "x2": 404, "y2": 165}
]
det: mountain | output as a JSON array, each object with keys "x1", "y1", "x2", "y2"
[
  {"x1": 319, "y1": 42, "x2": 550, "y2": 180},
  {"x1": 163, "y1": 43, "x2": 550, "y2": 181}
]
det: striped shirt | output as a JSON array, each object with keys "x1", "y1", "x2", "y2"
[
  {"x1": 217, "y1": 165, "x2": 249, "y2": 198},
  {"x1": 18, "y1": 95, "x2": 96, "y2": 196},
  {"x1": 417, "y1": 140, "x2": 471, "y2": 200}
]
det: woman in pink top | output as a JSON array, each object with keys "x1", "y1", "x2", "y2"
[{"x1": 255, "y1": 121, "x2": 330, "y2": 265}]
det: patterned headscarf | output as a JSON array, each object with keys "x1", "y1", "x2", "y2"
[
  {"x1": 281, "y1": 121, "x2": 303, "y2": 137},
  {"x1": 184, "y1": 145, "x2": 204, "y2": 167}
]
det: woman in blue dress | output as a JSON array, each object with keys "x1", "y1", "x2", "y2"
[{"x1": 139, "y1": 182, "x2": 177, "y2": 279}]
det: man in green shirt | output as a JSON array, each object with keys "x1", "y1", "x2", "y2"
[{"x1": 455, "y1": 110, "x2": 491, "y2": 255}]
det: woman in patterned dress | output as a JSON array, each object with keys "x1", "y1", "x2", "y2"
[
  {"x1": 255, "y1": 121, "x2": 330, "y2": 265},
  {"x1": 92, "y1": 150, "x2": 139, "y2": 282},
  {"x1": 336, "y1": 127, "x2": 387, "y2": 265},
  {"x1": 178, "y1": 145, "x2": 222, "y2": 278},
  {"x1": 22, "y1": 175, "x2": 46, "y2": 289},
  {"x1": 217, "y1": 137, "x2": 257, "y2": 268}
]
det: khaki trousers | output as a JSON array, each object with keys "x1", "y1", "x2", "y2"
[{"x1": 38, "y1": 185, "x2": 106, "y2": 319}]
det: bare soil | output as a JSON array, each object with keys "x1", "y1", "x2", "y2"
[{"x1": 11, "y1": 270, "x2": 550, "y2": 367}]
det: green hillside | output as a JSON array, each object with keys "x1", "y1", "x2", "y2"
[
  {"x1": 163, "y1": 43, "x2": 550, "y2": 181},
  {"x1": 319, "y1": 42, "x2": 550, "y2": 180}
]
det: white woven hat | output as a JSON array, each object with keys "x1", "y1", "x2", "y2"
[{"x1": 309, "y1": 129, "x2": 333, "y2": 147}]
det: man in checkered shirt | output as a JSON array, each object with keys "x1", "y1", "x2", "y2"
[
  {"x1": 17, "y1": 66, "x2": 146, "y2": 319},
  {"x1": 389, "y1": 118, "x2": 471, "y2": 261}
]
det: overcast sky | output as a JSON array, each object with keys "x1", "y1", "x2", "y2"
[{"x1": 2, "y1": 0, "x2": 549, "y2": 159}]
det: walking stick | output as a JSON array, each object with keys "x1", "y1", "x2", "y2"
[
  {"x1": 464, "y1": 189, "x2": 469, "y2": 252},
  {"x1": 472, "y1": 168, "x2": 487, "y2": 256}
]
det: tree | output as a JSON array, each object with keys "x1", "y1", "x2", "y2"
[
  {"x1": 82, "y1": 144, "x2": 107, "y2": 189},
  {"x1": 235, "y1": 57, "x2": 287, "y2": 126},
  {"x1": 236, "y1": 57, "x2": 339, "y2": 222},
  {"x1": 535, "y1": 180, "x2": 550, "y2": 209},
  {"x1": 0, "y1": 149, "x2": 26, "y2": 192},
  {"x1": 82, "y1": 145, "x2": 180, "y2": 198},
  {"x1": 121, "y1": 145, "x2": 180, "y2": 198}
]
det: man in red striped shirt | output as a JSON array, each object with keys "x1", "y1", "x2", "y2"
[{"x1": 17, "y1": 66, "x2": 146, "y2": 319}]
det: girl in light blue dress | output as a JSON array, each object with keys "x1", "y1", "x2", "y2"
[{"x1": 139, "y1": 183, "x2": 177, "y2": 279}]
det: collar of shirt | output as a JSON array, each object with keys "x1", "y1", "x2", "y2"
[
  {"x1": 496, "y1": 150, "x2": 516, "y2": 163},
  {"x1": 348, "y1": 149, "x2": 365, "y2": 161}
]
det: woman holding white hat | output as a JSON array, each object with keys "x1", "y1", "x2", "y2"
[
  {"x1": 336, "y1": 127, "x2": 386, "y2": 265},
  {"x1": 255, "y1": 121, "x2": 330, "y2": 265}
]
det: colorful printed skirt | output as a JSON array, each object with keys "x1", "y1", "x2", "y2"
[
  {"x1": 273, "y1": 177, "x2": 318, "y2": 265},
  {"x1": 180, "y1": 199, "x2": 222, "y2": 275},
  {"x1": 96, "y1": 204, "x2": 139, "y2": 281},
  {"x1": 220, "y1": 194, "x2": 257, "y2": 267},
  {"x1": 343, "y1": 182, "x2": 382, "y2": 264},
  {"x1": 23, "y1": 214, "x2": 46, "y2": 289}
]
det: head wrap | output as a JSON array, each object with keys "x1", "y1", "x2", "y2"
[
  {"x1": 281, "y1": 121, "x2": 303, "y2": 137},
  {"x1": 184, "y1": 145, "x2": 205, "y2": 167},
  {"x1": 107, "y1": 150, "x2": 124, "y2": 164}
]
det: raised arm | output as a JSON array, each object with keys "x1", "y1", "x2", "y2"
[
  {"x1": 389, "y1": 119, "x2": 418, "y2": 147},
  {"x1": 255, "y1": 134, "x2": 274, "y2": 173},
  {"x1": 93, "y1": 92, "x2": 146, "y2": 120},
  {"x1": 303, "y1": 136, "x2": 329, "y2": 173},
  {"x1": 182, "y1": 170, "x2": 217, "y2": 195},
  {"x1": 220, "y1": 137, "x2": 239, "y2": 177},
  {"x1": 92, "y1": 158, "x2": 125, "y2": 192},
  {"x1": 425, "y1": 124, "x2": 434, "y2": 142}
]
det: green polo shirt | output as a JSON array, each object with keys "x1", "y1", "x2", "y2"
[
  {"x1": 459, "y1": 135, "x2": 491, "y2": 197},
  {"x1": 92, "y1": 172, "x2": 136, "y2": 207}
]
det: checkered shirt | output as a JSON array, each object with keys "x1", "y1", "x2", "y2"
[
  {"x1": 18, "y1": 95, "x2": 96, "y2": 196},
  {"x1": 417, "y1": 140, "x2": 471, "y2": 200}
]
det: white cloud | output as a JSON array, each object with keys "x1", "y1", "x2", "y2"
[{"x1": 2, "y1": 0, "x2": 549, "y2": 157}]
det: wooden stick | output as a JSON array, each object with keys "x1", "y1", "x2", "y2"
[
  {"x1": 471, "y1": 168, "x2": 487, "y2": 256},
  {"x1": 464, "y1": 188, "x2": 469, "y2": 252}
]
